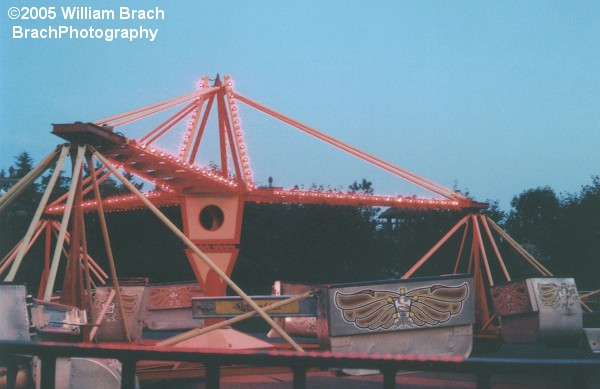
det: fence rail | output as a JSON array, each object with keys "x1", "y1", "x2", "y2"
[{"x1": 1, "y1": 339, "x2": 599, "y2": 389}]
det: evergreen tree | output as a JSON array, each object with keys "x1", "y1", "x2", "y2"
[{"x1": 0, "y1": 152, "x2": 44, "y2": 288}]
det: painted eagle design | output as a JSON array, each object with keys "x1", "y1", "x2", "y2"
[
  {"x1": 538, "y1": 282, "x2": 578, "y2": 309},
  {"x1": 94, "y1": 292, "x2": 139, "y2": 322},
  {"x1": 334, "y1": 283, "x2": 469, "y2": 330}
]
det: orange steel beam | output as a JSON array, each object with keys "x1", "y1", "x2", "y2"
[
  {"x1": 38, "y1": 222, "x2": 52, "y2": 300},
  {"x1": 49, "y1": 220, "x2": 107, "y2": 283},
  {"x1": 48, "y1": 76, "x2": 489, "y2": 215},
  {"x1": 401, "y1": 214, "x2": 471, "y2": 279},
  {"x1": 180, "y1": 99, "x2": 206, "y2": 161},
  {"x1": 45, "y1": 188, "x2": 476, "y2": 215},
  {"x1": 486, "y1": 218, "x2": 553, "y2": 277},
  {"x1": 233, "y1": 91, "x2": 472, "y2": 203},
  {"x1": 453, "y1": 220, "x2": 470, "y2": 274},
  {"x1": 144, "y1": 102, "x2": 199, "y2": 145},
  {"x1": 471, "y1": 214, "x2": 494, "y2": 286},
  {"x1": 216, "y1": 89, "x2": 230, "y2": 177},
  {"x1": 0, "y1": 221, "x2": 48, "y2": 277},
  {"x1": 224, "y1": 77, "x2": 254, "y2": 191},
  {"x1": 246, "y1": 187, "x2": 469, "y2": 208},
  {"x1": 45, "y1": 191, "x2": 180, "y2": 215},
  {"x1": 223, "y1": 110, "x2": 244, "y2": 188},
  {"x1": 140, "y1": 100, "x2": 199, "y2": 144},
  {"x1": 480, "y1": 215, "x2": 511, "y2": 282},
  {"x1": 47, "y1": 165, "x2": 111, "y2": 208},
  {"x1": 94, "y1": 87, "x2": 219, "y2": 126},
  {"x1": 188, "y1": 94, "x2": 216, "y2": 165}
]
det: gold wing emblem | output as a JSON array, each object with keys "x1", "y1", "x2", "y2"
[
  {"x1": 335, "y1": 289, "x2": 401, "y2": 330},
  {"x1": 406, "y1": 283, "x2": 469, "y2": 326},
  {"x1": 538, "y1": 282, "x2": 578, "y2": 309},
  {"x1": 335, "y1": 283, "x2": 469, "y2": 330}
]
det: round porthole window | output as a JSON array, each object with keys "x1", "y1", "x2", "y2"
[{"x1": 199, "y1": 205, "x2": 224, "y2": 231}]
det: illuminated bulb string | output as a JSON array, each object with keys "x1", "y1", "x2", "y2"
[
  {"x1": 177, "y1": 97, "x2": 200, "y2": 159},
  {"x1": 224, "y1": 76, "x2": 254, "y2": 191},
  {"x1": 133, "y1": 143, "x2": 237, "y2": 189},
  {"x1": 179, "y1": 77, "x2": 209, "y2": 160}
]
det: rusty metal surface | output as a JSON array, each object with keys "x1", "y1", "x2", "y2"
[
  {"x1": 330, "y1": 324, "x2": 473, "y2": 357},
  {"x1": 268, "y1": 281, "x2": 319, "y2": 339},
  {"x1": 147, "y1": 283, "x2": 203, "y2": 310},
  {"x1": 54, "y1": 357, "x2": 124, "y2": 389},
  {"x1": 143, "y1": 309, "x2": 204, "y2": 331},
  {"x1": 143, "y1": 283, "x2": 204, "y2": 330},
  {"x1": 93, "y1": 285, "x2": 149, "y2": 342},
  {"x1": 30, "y1": 299, "x2": 85, "y2": 337},
  {"x1": 0, "y1": 284, "x2": 30, "y2": 341},
  {"x1": 584, "y1": 328, "x2": 600, "y2": 353},
  {"x1": 52, "y1": 122, "x2": 125, "y2": 149}
]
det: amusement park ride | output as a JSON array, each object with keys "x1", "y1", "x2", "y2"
[{"x1": 0, "y1": 75, "x2": 597, "y2": 386}]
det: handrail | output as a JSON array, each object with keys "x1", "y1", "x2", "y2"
[{"x1": 1, "y1": 340, "x2": 599, "y2": 389}]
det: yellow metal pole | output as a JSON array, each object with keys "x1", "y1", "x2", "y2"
[
  {"x1": 0, "y1": 239, "x2": 21, "y2": 274},
  {"x1": 0, "y1": 147, "x2": 61, "y2": 213},
  {"x1": 5, "y1": 146, "x2": 70, "y2": 281},
  {"x1": 89, "y1": 289, "x2": 116, "y2": 341},
  {"x1": 486, "y1": 218, "x2": 552, "y2": 276},
  {"x1": 44, "y1": 146, "x2": 86, "y2": 300},
  {"x1": 95, "y1": 88, "x2": 218, "y2": 127},
  {"x1": 79, "y1": 206, "x2": 93, "y2": 315},
  {"x1": 157, "y1": 290, "x2": 316, "y2": 347},
  {"x1": 480, "y1": 215, "x2": 511, "y2": 282},
  {"x1": 87, "y1": 154, "x2": 132, "y2": 342},
  {"x1": 581, "y1": 289, "x2": 600, "y2": 300},
  {"x1": 93, "y1": 148, "x2": 305, "y2": 352},
  {"x1": 0, "y1": 221, "x2": 48, "y2": 277}
]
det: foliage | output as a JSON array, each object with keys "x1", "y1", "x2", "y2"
[
  {"x1": 1, "y1": 150, "x2": 599, "y2": 293},
  {"x1": 502, "y1": 179, "x2": 600, "y2": 289},
  {"x1": 232, "y1": 179, "x2": 393, "y2": 294},
  {"x1": 0, "y1": 153, "x2": 39, "y2": 243},
  {"x1": 0, "y1": 153, "x2": 150, "y2": 293}
]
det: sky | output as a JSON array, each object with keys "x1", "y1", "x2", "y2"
[{"x1": 1, "y1": 1, "x2": 599, "y2": 210}]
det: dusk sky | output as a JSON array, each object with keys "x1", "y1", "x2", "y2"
[{"x1": 1, "y1": 1, "x2": 599, "y2": 210}]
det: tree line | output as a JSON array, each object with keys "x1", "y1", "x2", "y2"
[{"x1": 1, "y1": 151, "x2": 598, "y2": 296}]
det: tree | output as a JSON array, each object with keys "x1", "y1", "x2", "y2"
[
  {"x1": 504, "y1": 187, "x2": 561, "y2": 251},
  {"x1": 232, "y1": 179, "x2": 390, "y2": 294},
  {"x1": 0, "y1": 152, "x2": 45, "y2": 288},
  {"x1": 503, "y1": 180, "x2": 600, "y2": 289},
  {"x1": 553, "y1": 177, "x2": 600, "y2": 289},
  {"x1": 81, "y1": 162, "x2": 143, "y2": 198},
  {"x1": 10, "y1": 152, "x2": 41, "y2": 214},
  {"x1": 40, "y1": 165, "x2": 70, "y2": 202}
]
